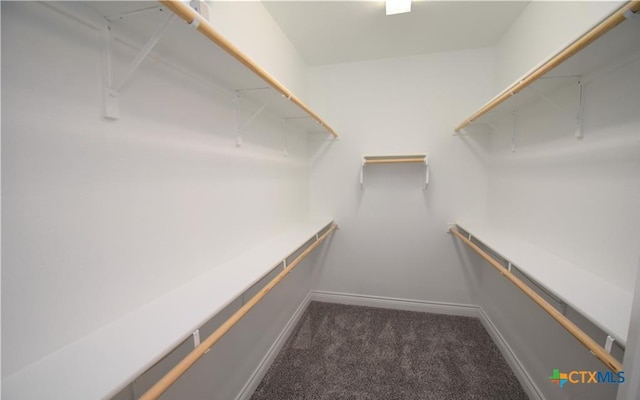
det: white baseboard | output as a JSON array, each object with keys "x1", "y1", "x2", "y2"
[
  {"x1": 311, "y1": 290, "x2": 544, "y2": 400},
  {"x1": 477, "y1": 307, "x2": 545, "y2": 400},
  {"x1": 235, "y1": 291, "x2": 313, "y2": 400},
  {"x1": 236, "y1": 290, "x2": 544, "y2": 400},
  {"x1": 311, "y1": 290, "x2": 480, "y2": 317}
]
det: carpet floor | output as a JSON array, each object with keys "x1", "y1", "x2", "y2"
[{"x1": 251, "y1": 301, "x2": 529, "y2": 400}]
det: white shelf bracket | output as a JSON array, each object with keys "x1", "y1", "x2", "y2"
[
  {"x1": 104, "y1": 23, "x2": 119, "y2": 120},
  {"x1": 605, "y1": 335, "x2": 615, "y2": 353},
  {"x1": 525, "y1": 78, "x2": 584, "y2": 139},
  {"x1": 281, "y1": 119, "x2": 289, "y2": 157},
  {"x1": 235, "y1": 90, "x2": 269, "y2": 147},
  {"x1": 235, "y1": 93, "x2": 242, "y2": 147},
  {"x1": 576, "y1": 80, "x2": 584, "y2": 139},
  {"x1": 511, "y1": 112, "x2": 517, "y2": 153},
  {"x1": 525, "y1": 84, "x2": 573, "y2": 116},
  {"x1": 446, "y1": 223, "x2": 455, "y2": 234},
  {"x1": 360, "y1": 159, "x2": 365, "y2": 190},
  {"x1": 624, "y1": 9, "x2": 639, "y2": 20},
  {"x1": 424, "y1": 159, "x2": 430, "y2": 190},
  {"x1": 192, "y1": 329, "x2": 201, "y2": 348},
  {"x1": 484, "y1": 121, "x2": 498, "y2": 132},
  {"x1": 103, "y1": 13, "x2": 177, "y2": 119}
]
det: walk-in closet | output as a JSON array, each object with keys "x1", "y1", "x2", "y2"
[{"x1": 2, "y1": 1, "x2": 640, "y2": 399}]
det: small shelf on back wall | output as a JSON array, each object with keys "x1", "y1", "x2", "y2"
[{"x1": 360, "y1": 154, "x2": 429, "y2": 189}]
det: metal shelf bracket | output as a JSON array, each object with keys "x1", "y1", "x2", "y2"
[
  {"x1": 103, "y1": 12, "x2": 177, "y2": 119},
  {"x1": 235, "y1": 89, "x2": 269, "y2": 147}
]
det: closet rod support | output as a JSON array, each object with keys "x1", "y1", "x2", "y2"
[
  {"x1": 576, "y1": 80, "x2": 584, "y2": 139},
  {"x1": 605, "y1": 335, "x2": 616, "y2": 354},
  {"x1": 114, "y1": 13, "x2": 177, "y2": 91},
  {"x1": 525, "y1": 84, "x2": 574, "y2": 116},
  {"x1": 424, "y1": 159, "x2": 430, "y2": 190},
  {"x1": 103, "y1": 13, "x2": 177, "y2": 119},
  {"x1": 192, "y1": 330, "x2": 200, "y2": 348},
  {"x1": 235, "y1": 91, "x2": 268, "y2": 147},
  {"x1": 624, "y1": 9, "x2": 639, "y2": 19},
  {"x1": 106, "y1": 5, "x2": 165, "y2": 21}
]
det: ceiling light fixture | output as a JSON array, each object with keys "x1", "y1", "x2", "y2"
[{"x1": 386, "y1": 0, "x2": 412, "y2": 15}]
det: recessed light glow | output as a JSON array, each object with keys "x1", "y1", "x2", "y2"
[{"x1": 386, "y1": 0, "x2": 411, "y2": 15}]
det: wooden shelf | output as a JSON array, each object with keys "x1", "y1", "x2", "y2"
[
  {"x1": 455, "y1": 1, "x2": 640, "y2": 132},
  {"x1": 455, "y1": 222, "x2": 633, "y2": 345},
  {"x1": 3, "y1": 218, "x2": 335, "y2": 400},
  {"x1": 361, "y1": 154, "x2": 429, "y2": 189},
  {"x1": 81, "y1": 1, "x2": 338, "y2": 137},
  {"x1": 363, "y1": 154, "x2": 427, "y2": 164}
]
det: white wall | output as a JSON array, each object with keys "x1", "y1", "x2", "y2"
[
  {"x1": 1, "y1": 1, "x2": 309, "y2": 381},
  {"x1": 306, "y1": 48, "x2": 493, "y2": 306},
  {"x1": 206, "y1": 0, "x2": 309, "y2": 101},
  {"x1": 496, "y1": 1, "x2": 623, "y2": 89}
]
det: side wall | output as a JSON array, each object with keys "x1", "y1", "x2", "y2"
[
  {"x1": 474, "y1": 1, "x2": 638, "y2": 399},
  {"x1": 475, "y1": 49, "x2": 640, "y2": 400},
  {"x1": 1, "y1": 1, "x2": 309, "y2": 383}
]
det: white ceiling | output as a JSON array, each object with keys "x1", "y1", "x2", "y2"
[{"x1": 262, "y1": 1, "x2": 530, "y2": 66}]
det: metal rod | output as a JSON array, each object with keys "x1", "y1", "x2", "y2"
[
  {"x1": 139, "y1": 224, "x2": 338, "y2": 400},
  {"x1": 114, "y1": 13, "x2": 177, "y2": 90},
  {"x1": 449, "y1": 226, "x2": 623, "y2": 373}
]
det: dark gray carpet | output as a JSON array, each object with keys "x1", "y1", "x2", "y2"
[{"x1": 251, "y1": 301, "x2": 529, "y2": 400}]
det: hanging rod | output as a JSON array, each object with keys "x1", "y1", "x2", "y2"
[
  {"x1": 139, "y1": 223, "x2": 338, "y2": 400},
  {"x1": 454, "y1": 0, "x2": 640, "y2": 132},
  {"x1": 158, "y1": 0, "x2": 338, "y2": 138},
  {"x1": 449, "y1": 227, "x2": 623, "y2": 373}
]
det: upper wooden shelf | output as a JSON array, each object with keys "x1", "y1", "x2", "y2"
[
  {"x1": 86, "y1": 1, "x2": 338, "y2": 137},
  {"x1": 363, "y1": 154, "x2": 427, "y2": 164},
  {"x1": 360, "y1": 154, "x2": 429, "y2": 189},
  {"x1": 455, "y1": 1, "x2": 640, "y2": 132}
]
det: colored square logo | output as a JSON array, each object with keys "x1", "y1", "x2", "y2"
[{"x1": 550, "y1": 369, "x2": 568, "y2": 388}]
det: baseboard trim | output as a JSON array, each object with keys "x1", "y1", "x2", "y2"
[
  {"x1": 235, "y1": 291, "x2": 313, "y2": 400},
  {"x1": 311, "y1": 290, "x2": 544, "y2": 400},
  {"x1": 477, "y1": 307, "x2": 545, "y2": 400},
  {"x1": 236, "y1": 290, "x2": 544, "y2": 400},
  {"x1": 311, "y1": 290, "x2": 480, "y2": 317}
]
